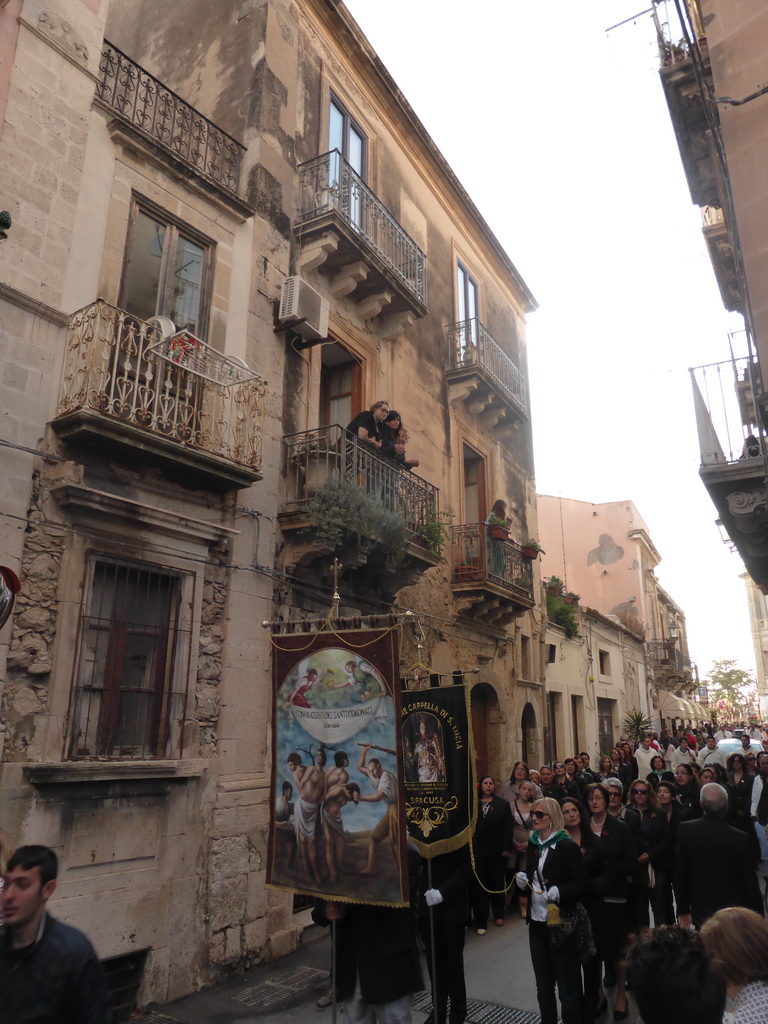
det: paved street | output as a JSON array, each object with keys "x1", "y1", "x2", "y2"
[{"x1": 136, "y1": 908, "x2": 641, "y2": 1024}]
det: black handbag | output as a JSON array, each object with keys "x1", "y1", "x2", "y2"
[{"x1": 548, "y1": 902, "x2": 596, "y2": 963}]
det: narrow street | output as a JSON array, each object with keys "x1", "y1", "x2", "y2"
[{"x1": 136, "y1": 909, "x2": 641, "y2": 1024}]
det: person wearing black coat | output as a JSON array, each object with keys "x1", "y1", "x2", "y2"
[
  {"x1": 517, "y1": 797, "x2": 586, "y2": 1024},
  {"x1": 538, "y1": 765, "x2": 567, "y2": 804},
  {"x1": 470, "y1": 776, "x2": 513, "y2": 932},
  {"x1": 674, "y1": 763, "x2": 702, "y2": 821},
  {"x1": 312, "y1": 843, "x2": 423, "y2": 1018},
  {"x1": 675, "y1": 782, "x2": 764, "y2": 930},
  {"x1": 627, "y1": 779, "x2": 670, "y2": 927},
  {"x1": 420, "y1": 846, "x2": 472, "y2": 1024}
]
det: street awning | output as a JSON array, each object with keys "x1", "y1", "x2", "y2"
[{"x1": 656, "y1": 693, "x2": 696, "y2": 719}]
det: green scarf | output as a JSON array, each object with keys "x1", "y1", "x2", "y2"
[{"x1": 530, "y1": 828, "x2": 569, "y2": 851}]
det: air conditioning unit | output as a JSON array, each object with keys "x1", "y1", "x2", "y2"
[{"x1": 278, "y1": 276, "x2": 330, "y2": 341}]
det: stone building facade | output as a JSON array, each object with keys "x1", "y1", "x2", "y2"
[{"x1": 1, "y1": 0, "x2": 543, "y2": 1007}]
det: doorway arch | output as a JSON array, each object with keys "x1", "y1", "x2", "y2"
[{"x1": 470, "y1": 682, "x2": 500, "y2": 782}]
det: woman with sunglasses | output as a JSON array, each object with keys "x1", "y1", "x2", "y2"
[
  {"x1": 655, "y1": 780, "x2": 682, "y2": 925},
  {"x1": 746, "y1": 751, "x2": 758, "y2": 776},
  {"x1": 627, "y1": 779, "x2": 670, "y2": 928},
  {"x1": 515, "y1": 797, "x2": 585, "y2": 1024},
  {"x1": 552, "y1": 761, "x2": 581, "y2": 801},
  {"x1": 674, "y1": 762, "x2": 702, "y2": 821}
]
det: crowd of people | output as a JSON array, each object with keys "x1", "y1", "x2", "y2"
[{"x1": 492, "y1": 721, "x2": 768, "y2": 1024}]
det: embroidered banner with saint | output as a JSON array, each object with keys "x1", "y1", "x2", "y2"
[
  {"x1": 267, "y1": 625, "x2": 408, "y2": 906},
  {"x1": 401, "y1": 685, "x2": 476, "y2": 858}
]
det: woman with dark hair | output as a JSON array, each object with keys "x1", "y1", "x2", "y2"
[
  {"x1": 380, "y1": 410, "x2": 420, "y2": 469},
  {"x1": 674, "y1": 762, "x2": 701, "y2": 820},
  {"x1": 597, "y1": 755, "x2": 619, "y2": 784},
  {"x1": 584, "y1": 783, "x2": 637, "y2": 1022},
  {"x1": 538, "y1": 765, "x2": 566, "y2": 804},
  {"x1": 501, "y1": 761, "x2": 542, "y2": 804},
  {"x1": 655, "y1": 780, "x2": 682, "y2": 924},
  {"x1": 561, "y1": 796, "x2": 603, "y2": 1023},
  {"x1": 701, "y1": 907, "x2": 768, "y2": 1022},
  {"x1": 728, "y1": 751, "x2": 756, "y2": 841},
  {"x1": 646, "y1": 755, "x2": 674, "y2": 790},
  {"x1": 470, "y1": 776, "x2": 513, "y2": 935},
  {"x1": 516, "y1": 798, "x2": 586, "y2": 1024},
  {"x1": 553, "y1": 760, "x2": 581, "y2": 801},
  {"x1": 563, "y1": 758, "x2": 584, "y2": 797},
  {"x1": 509, "y1": 780, "x2": 536, "y2": 918},
  {"x1": 627, "y1": 778, "x2": 670, "y2": 927}
]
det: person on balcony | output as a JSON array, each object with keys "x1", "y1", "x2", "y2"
[
  {"x1": 346, "y1": 400, "x2": 389, "y2": 449},
  {"x1": 485, "y1": 500, "x2": 511, "y2": 579},
  {"x1": 381, "y1": 410, "x2": 420, "y2": 469}
]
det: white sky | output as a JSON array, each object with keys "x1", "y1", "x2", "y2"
[{"x1": 342, "y1": 0, "x2": 753, "y2": 683}]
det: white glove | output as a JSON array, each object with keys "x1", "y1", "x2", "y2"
[
  {"x1": 546, "y1": 886, "x2": 560, "y2": 904},
  {"x1": 424, "y1": 888, "x2": 443, "y2": 907},
  {"x1": 515, "y1": 871, "x2": 529, "y2": 890}
]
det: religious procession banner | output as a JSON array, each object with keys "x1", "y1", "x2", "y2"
[
  {"x1": 401, "y1": 685, "x2": 476, "y2": 857},
  {"x1": 267, "y1": 621, "x2": 408, "y2": 906}
]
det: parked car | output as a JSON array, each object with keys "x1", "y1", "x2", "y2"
[{"x1": 717, "y1": 737, "x2": 764, "y2": 758}]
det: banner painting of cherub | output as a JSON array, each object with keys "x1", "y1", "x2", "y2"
[{"x1": 267, "y1": 629, "x2": 408, "y2": 906}]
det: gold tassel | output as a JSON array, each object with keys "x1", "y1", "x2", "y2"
[{"x1": 547, "y1": 902, "x2": 561, "y2": 926}]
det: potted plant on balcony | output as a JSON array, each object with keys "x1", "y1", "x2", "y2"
[
  {"x1": 521, "y1": 538, "x2": 545, "y2": 559},
  {"x1": 486, "y1": 513, "x2": 511, "y2": 540},
  {"x1": 303, "y1": 478, "x2": 407, "y2": 566},
  {"x1": 454, "y1": 561, "x2": 482, "y2": 581},
  {"x1": 544, "y1": 575, "x2": 564, "y2": 596},
  {"x1": 563, "y1": 591, "x2": 580, "y2": 606},
  {"x1": 420, "y1": 507, "x2": 453, "y2": 558}
]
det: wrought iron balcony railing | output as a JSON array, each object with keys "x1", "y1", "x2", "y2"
[
  {"x1": 690, "y1": 350, "x2": 764, "y2": 465},
  {"x1": 96, "y1": 42, "x2": 245, "y2": 193},
  {"x1": 297, "y1": 151, "x2": 427, "y2": 307},
  {"x1": 446, "y1": 318, "x2": 527, "y2": 417},
  {"x1": 57, "y1": 301, "x2": 266, "y2": 475},
  {"x1": 450, "y1": 523, "x2": 534, "y2": 603},
  {"x1": 645, "y1": 640, "x2": 685, "y2": 672},
  {"x1": 283, "y1": 424, "x2": 438, "y2": 548}
]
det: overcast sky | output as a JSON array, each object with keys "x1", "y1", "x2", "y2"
[{"x1": 342, "y1": 0, "x2": 752, "y2": 683}]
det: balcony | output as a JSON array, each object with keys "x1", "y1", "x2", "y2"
[
  {"x1": 701, "y1": 207, "x2": 741, "y2": 313},
  {"x1": 691, "y1": 353, "x2": 768, "y2": 584},
  {"x1": 445, "y1": 319, "x2": 527, "y2": 435},
  {"x1": 646, "y1": 640, "x2": 685, "y2": 672},
  {"x1": 449, "y1": 523, "x2": 535, "y2": 628},
  {"x1": 52, "y1": 301, "x2": 266, "y2": 490},
  {"x1": 96, "y1": 42, "x2": 246, "y2": 205},
  {"x1": 658, "y1": 36, "x2": 719, "y2": 208},
  {"x1": 295, "y1": 151, "x2": 428, "y2": 328},
  {"x1": 278, "y1": 425, "x2": 440, "y2": 598}
]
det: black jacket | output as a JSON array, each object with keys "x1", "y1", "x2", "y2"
[
  {"x1": 587, "y1": 814, "x2": 637, "y2": 902},
  {"x1": 473, "y1": 795, "x2": 513, "y2": 861},
  {"x1": 674, "y1": 815, "x2": 764, "y2": 928},
  {"x1": 0, "y1": 913, "x2": 109, "y2": 1024},
  {"x1": 524, "y1": 836, "x2": 586, "y2": 917}
]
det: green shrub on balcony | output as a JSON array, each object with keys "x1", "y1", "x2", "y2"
[
  {"x1": 304, "y1": 478, "x2": 406, "y2": 562},
  {"x1": 546, "y1": 590, "x2": 579, "y2": 639}
]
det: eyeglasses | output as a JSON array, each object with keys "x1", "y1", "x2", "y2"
[
  {"x1": 633, "y1": 788, "x2": 648, "y2": 794},
  {"x1": 531, "y1": 810, "x2": 549, "y2": 819}
]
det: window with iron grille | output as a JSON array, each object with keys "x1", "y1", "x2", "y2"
[{"x1": 68, "y1": 558, "x2": 192, "y2": 760}]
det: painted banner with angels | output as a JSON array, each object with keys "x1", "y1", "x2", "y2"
[
  {"x1": 267, "y1": 626, "x2": 408, "y2": 906},
  {"x1": 402, "y1": 685, "x2": 476, "y2": 857}
]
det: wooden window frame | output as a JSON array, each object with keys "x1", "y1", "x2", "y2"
[{"x1": 118, "y1": 193, "x2": 215, "y2": 341}]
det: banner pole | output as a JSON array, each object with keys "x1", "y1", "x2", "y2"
[
  {"x1": 427, "y1": 859, "x2": 439, "y2": 1023},
  {"x1": 330, "y1": 917, "x2": 337, "y2": 1024}
]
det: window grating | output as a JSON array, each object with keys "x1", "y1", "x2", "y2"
[{"x1": 68, "y1": 559, "x2": 192, "y2": 760}]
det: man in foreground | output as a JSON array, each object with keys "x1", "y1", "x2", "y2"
[{"x1": 1, "y1": 844, "x2": 110, "y2": 1024}]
